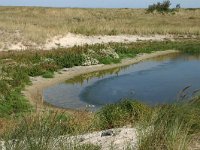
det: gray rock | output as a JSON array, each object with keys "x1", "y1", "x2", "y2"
[{"x1": 101, "y1": 130, "x2": 114, "y2": 137}]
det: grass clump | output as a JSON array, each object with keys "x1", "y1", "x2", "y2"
[
  {"x1": 42, "y1": 71, "x2": 54, "y2": 78},
  {"x1": 95, "y1": 100, "x2": 152, "y2": 130},
  {"x1": 138, "y1": 97, "x2": 200, "y2": 150},
  {"x1": 0, "y1": 90, "x2": 31, "y2": 118},
  {"x1": 1, "y1": 111, "x2": 99, "y2": 150}
]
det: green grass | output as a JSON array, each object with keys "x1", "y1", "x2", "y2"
[
  {"x1": 95, "y1": 100, "x2": 152, "y2": 130},
  {"x1": 42, "y1": 71, "x2": 54, "y2": 78},
  {"x1": 137, "y1": 97, "x2": 200, "y2": 150}
]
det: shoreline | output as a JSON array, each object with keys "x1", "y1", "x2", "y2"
[{"x1": 23, "y1": 50, "x2": 179, "y2": 111}]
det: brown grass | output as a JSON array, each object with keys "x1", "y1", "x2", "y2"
[{"x1": 0, "y1": 7, "x2": 200, "y2": 48}]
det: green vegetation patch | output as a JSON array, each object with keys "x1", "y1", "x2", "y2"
[
  {"x1": 42, "y1": 71, "x2": 54, "y2": 78},
  {"x1": 95, "y1": 100, "x2": 152, "y2": 130}
]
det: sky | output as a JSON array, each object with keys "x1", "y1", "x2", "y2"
[{"x1": 0, "y1": 0, "x2": 199, "y2": 8}]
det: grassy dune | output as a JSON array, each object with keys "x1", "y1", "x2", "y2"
[{"x1": 0, "y1": 7, "x2": 200, "y2": 48}]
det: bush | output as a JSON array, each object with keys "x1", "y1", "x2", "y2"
[{"x1": 147, "y1": 0, "x2": 172, "y2": 13}]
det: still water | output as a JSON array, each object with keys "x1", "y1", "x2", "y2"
[{"x1": 43, "y1": 53, "x2": 200, "y2": 110}]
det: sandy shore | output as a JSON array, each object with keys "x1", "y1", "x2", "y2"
[{"x1": 22, "y1": 50, "x2": 179, "y2": 111}]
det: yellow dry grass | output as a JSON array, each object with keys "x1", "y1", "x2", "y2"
[{"x1": 0, "y1": 7, "x2": 200, "y2": 47}]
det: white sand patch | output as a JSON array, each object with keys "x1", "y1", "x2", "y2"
[
  {"x1": 0, "y1": 33, "x2": 173, "y2": 51},
  {"x1": 0, "y1": 128, "x2": 137, "y2": 150},
  {"x1": 76, "y1": 128, "x2": 137, "y2": 150},
  {"x1": 8, "y1": 42, "x2": 26, "y2": 51},
  {"x1": 43, "y1": 33, "x2": 172, "y2": 50}
]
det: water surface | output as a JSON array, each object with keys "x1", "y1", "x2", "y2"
[{"x1": 43, "y1": 53, "x2": 200, "y2": 110}]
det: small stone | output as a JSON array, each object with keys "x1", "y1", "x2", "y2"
[
  {"x1": 79, "y1": 137, "x2": 85, "y2": 142},
  {"x1": 101, "y1": 130, "x2": 114, "y2": 137},
  {"x1": 62, "y1": 68, "x2": 68, "y2": 71}
]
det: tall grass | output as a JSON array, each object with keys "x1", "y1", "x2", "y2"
[
  {"x1": 1, "y1": 112, "x2": 100, "y2": 150},
  {"x1": 138, "y1": 96, "x2": 200, "y2": 150},
  {"x1": 1, "y1": 97, "x2": 200, "y2": 149},
  {"x1": 0, "y1": 7, "x2": 200, "y2": 49},
  {"x1": 93, "y1": 97, "x2": 200, "y2": 149},
  {"x1": 95, "y1": 100, "x2": 152, "y2": 130}
]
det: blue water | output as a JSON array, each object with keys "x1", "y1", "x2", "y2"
[{"x1": 43, "y1": 53, "x2": 200, "y2": 109}]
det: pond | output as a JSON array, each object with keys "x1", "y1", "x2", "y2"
[{"x1": 43, "y1": 53, "x2": 200, "y2": 110}]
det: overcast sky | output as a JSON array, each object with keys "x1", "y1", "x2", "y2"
[{"x1": 0, "y1": 0, "x2": 199, "y2": 8}]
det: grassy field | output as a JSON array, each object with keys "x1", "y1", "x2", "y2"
[{"x1": 0, "y1": 7, "x2": 200, "y2": 48}]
